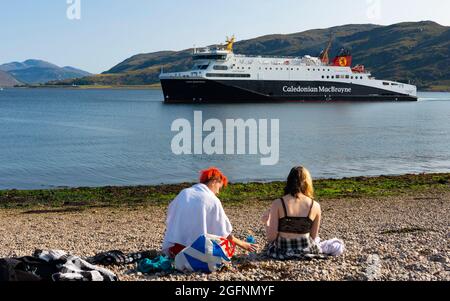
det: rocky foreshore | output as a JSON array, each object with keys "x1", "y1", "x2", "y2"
[{"x1": 0, "y1": 189, "x2": 448, "y2": 281}]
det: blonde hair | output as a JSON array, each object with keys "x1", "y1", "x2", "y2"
[{"x1": 284, "y1": 166, "x2": 315, "y2": 199}]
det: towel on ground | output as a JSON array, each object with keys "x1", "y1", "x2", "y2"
[
  {"x1": 162, "y1": 184, "x2": 233, "y2": 256},
  {"x1": 315, "y1": 238, "x2": 345, "y2": 256},
  {"x1": 35, "y1": 250, "x2": 118, "y2": 281}
]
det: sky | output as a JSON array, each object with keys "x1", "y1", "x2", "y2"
[{"x1": 1, "y1": 0, "x2": 449, "y2": 74}]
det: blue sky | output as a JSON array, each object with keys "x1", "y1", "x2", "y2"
[{"x1": 1, "y1": 0, "x2": 449, "y2": 73}]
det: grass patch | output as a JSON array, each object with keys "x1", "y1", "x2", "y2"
[{"x1": 0, "y1": 173, "x2": 449, "y2": 210}]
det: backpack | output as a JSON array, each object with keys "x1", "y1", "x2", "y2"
[{"x1": 175, "y1": 234, "x2": 236, "y2": 273}]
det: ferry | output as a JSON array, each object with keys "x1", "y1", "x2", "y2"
[{"x1": 160, "y1": 36, "x2": 417, "y2": 103}]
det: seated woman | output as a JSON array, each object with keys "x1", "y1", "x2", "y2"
[
  {"x1": 262, "y1": 166, "x2": 323, "y2": 260},
  {"x1": 162, "y1": 167, "x2": 258, "y2": 258}
]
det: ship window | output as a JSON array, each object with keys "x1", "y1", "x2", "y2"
[
  {"x1": 270, "y1": 68, "x2": 272, "y2": 70},
  {"x1": 327, "y1": 76, "x2": 330, "y2": 79},
  {"x1": 331, "y1": 76, "x2": 334, "y2": 79},
  {"x1": 351, "y1": 76, "x2": 354, "y2": 79},
  {"x1": 206, "y1": 73, "x2": 251, "y2": 78},
  {"x1": 194, "y1": 54, "x2": 227, "y2": 61},
  {"x1": 297, "y1": 68, "x2": 299, "y2": 71},
  {"x1": 308, "y1": 69, "x2": 310, "y2": 71},
  {"x1": 194, "y1": 65, "x2": 207, "y2": 70},
  {"x1": 213, "y1": 65, "x2": 228, "y2": 71},
  {"x1": 346, "y1": 75, "x2": 350, "y2": 79},
  {"x1": 360, "y1": 76, "x2": 363, "y2": 79},
  {"x1": 248, "y1": 67, "x2": 251, "y2": 70},
  {"x1": 383, "y1": 82, "x2": 390, "y2": 86},
  {"x1": 322, "y1": 76, "x2": 324, "y2": 79},
  {"x1": 313, "y1": 69, "x2": 315, "y2": 71}
]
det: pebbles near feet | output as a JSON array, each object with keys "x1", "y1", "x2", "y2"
[{"x1": 0, "y1": 192, "x2": 449, "y2": 281}]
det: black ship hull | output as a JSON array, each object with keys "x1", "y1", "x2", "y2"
[{"x1": 161, "y1": 79, "x2": 418, "y2": 103}]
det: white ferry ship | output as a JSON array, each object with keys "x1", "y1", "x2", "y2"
[{"x1": 160, "y1": 36, "x2": 417, "y2": 103}]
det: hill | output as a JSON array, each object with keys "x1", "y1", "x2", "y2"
[
  {"x1": 0, "y1": 60, "x2": 92, "y2": 85},
  {"x1": 0, "y1": 70, "x2": 22, "y2": 87},
  {"x1": 56, "y1": 22, "x2": 450, "y2": 90}
]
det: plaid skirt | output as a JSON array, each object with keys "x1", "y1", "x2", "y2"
[{"x1": 266, "y1": 236, "x2": 326, "y2": 260}]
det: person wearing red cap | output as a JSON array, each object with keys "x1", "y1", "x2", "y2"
[{"x1": 162, "y1": 167, "x2": 258, "y2": 258}]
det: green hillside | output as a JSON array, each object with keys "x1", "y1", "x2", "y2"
[{"x1": 56, "y1": 21, "x2": 449, "y2": 90}]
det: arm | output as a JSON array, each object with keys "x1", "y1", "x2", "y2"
[
  {"x1": 227, "y1": 235, "x2": 258, "y2": 252},
  {"x1": 310, "y1": 203, "x2": 322, "y2": 240},
  {"x1": 265, "y1": 201, "x2": 280, "y2": 243},
  {"x1": 261, "y1": 208, "x2": 270, "y2": 225},
  {"x1": 214, "y1": 201, "x2": 257, "y2": 252}
]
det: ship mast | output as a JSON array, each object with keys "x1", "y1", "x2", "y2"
[{"x1": 320, "y1": 34, "x2": 333, "y2": 65}]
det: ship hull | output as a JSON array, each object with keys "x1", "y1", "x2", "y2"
[{"x1": 161, "y1": 79, "x2": 418, "y2": 103}]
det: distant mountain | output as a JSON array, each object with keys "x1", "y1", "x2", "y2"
[
  {"x1": 0, "y1": 70, "x2": 22, "y2": 87},
  {"x1": 58, "y1": 21, "x2": 450, "y2": 90},
  {"x1": 0, "y1": 59, "x2": 92, "y2": 84}
]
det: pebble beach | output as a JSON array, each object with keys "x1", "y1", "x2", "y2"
[{"x1": 0, "y1": 188, "x2": 448, "y2": 281}]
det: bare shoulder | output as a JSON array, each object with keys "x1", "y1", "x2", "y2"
[
  {"x1": 271, "y1": 198, "x2": 282, "y2": 209},
  {"x1": 312, "y1": 200, "x2": 322, "y2": 215}
]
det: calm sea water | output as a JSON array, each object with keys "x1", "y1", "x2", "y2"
[{"x1": 0, "y1": 88, "x2": 449, "y2": 190}]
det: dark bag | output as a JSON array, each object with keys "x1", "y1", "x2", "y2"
[
  {"x1": 0, "y1": 258, "x2": 42, "y2": 281},
  {"x1": 0, "y1": 257, "x2": 59, "y2": 282}
]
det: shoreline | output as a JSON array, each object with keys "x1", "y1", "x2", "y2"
[
  {"x1": 1, "y1": 173, "x2": 449, "y2": 209},
  {"x1": 0, "y1": 172, "x2": 448, "y2": 281}
]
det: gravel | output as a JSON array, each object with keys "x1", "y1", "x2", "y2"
[{"x1": 0, "y1": 192, "x2": 448, "y2": 281}]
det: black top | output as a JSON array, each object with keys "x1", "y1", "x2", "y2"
[{"x1": 278, "y1": 198, "x2": 315, "y2": 235}]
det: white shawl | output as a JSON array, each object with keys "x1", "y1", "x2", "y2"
[{"x1": 162, "y1": 184, "x2": 233, "y2": 254}]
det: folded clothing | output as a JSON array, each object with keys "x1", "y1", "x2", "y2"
[
  {"x1": 315, "y1": 238, "x2": 346, "y2": 257},
  {"x1": 1, "y1": 250, "x2": 118, "y2": 282},
  {"x1": 137, "y1": 256, "x2": 174, "y2": 274},
  {"x1": 35, "y1": 250, "x2": 118, "y2": 281},
  {"x1": 0, "y1": 257, "x2": 59, "y2": 281},
  {"x1": 86, "y1": 250, "x2": 158, "y2": 266}
]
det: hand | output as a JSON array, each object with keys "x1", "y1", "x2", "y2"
[{"x1": 243, "y1": 242, "x2": 259, "y2": 253}]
